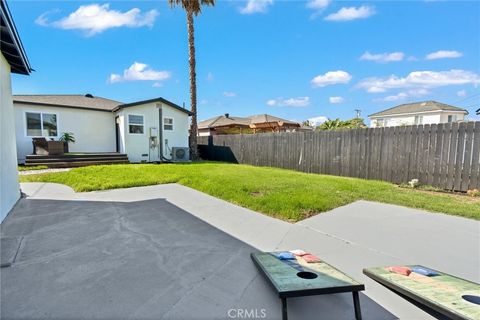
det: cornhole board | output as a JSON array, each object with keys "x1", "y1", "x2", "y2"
[
  {"x1": 251, "y1": 252, "x2": 365, "y2": 320},
  {"x1": 363, "y1": 265, "x2": 480, "y2": 320}
]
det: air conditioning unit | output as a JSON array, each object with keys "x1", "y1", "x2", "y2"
[{"x1": 171, "y1": 147, "x2": 190, "y2": 162}]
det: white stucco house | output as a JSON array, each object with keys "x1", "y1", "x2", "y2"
[
  {"x1": 1, "y1": 0, "x2": 32, "y2": 222},
  {"x1": 14, "y1": 95, "x2": 192, "y2": 163},
  {"x1": 369, "y1": 101, "x2": 468, "y2": 128}
]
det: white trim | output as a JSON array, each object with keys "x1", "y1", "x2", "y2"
[
  {"x1": 127, "y1": 113, "x2": 145, "y2": 135},
  {"x1": 163, "y1": 117, "x2": 174, "y2": 131},
  {"x1": 369, "y1": 109, "x2": 468, "y2": 119},
  {"x1": 24, "y1": 110, "x2": 59, "y2": 138}
]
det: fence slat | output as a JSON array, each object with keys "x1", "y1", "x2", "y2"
[{"x1": 469, "y1": 122, "x2": 480, "y2": 190}]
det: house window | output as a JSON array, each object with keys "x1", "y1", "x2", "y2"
[
  {"x1": 376, "y1": 118, "x2": 385, "y2": 127},
  {"x1": 163, "y1": 117, "x2": 174, "y2": 131},
  {"x1": 414, "y1": 116, "x2": 423, "y2": 125},
  {"x1": 448, "y1": 115, "x2": 457, "y2": 123},
  {"x1": 26, "y1": 112, "x2": 57, "y2": 137},
  {"x1": 128, "y1": 114, "x2": 144, "y2": 134}
]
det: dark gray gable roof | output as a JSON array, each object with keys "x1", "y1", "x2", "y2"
[
  {"x1": 113, "y1": 97, "x2": 192, "y2": 116},
  {"x1": 198, "y1": 115, "x2": 251, "y2": 129},
  {"x1": 477, "y1": 108, "x2": 480, "y2": 115},
  {"x1": 13, "y1": 94, "x2": 123, "y2": 112},
  {"x1": 247, "y1": 114, "x2": 299, "y2": 126},
  {"x1": 369, "y1": 100, "x2": 468, "y2": 117},
  {"x1": 1, "y1": 0, "x2": 32, "y2": 75}
]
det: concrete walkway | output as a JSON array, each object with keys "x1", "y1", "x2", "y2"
[{"x1": 1, "y1": 183, "x2": 479, "y2": 319}]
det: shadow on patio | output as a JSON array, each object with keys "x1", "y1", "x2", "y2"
[{"x1": 1, "y1": 198, "x2": 396, "y2": 319}]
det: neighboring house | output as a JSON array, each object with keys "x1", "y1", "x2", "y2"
[
  {"x1": 198, "y1": 114, "x2": 251, "y2": 136},
  {"x1": 1, "y1": 0, "x2": 32, "y2": 221},
  {"x1": 198, "y1": 113, "x2": 300, "y2": 136},
  {"x1": 369, "y1": 101, "x2": 468, "y2": 128},
  {"x1": 14, "y1": 95, "x2": 191, "y2": 163}
]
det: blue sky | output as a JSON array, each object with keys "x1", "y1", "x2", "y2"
[{"x1": 10, "y1": 0, "x2": 480, "y2": 124}]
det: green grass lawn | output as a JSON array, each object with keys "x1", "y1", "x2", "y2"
[{"x1": 19, "y1": 162, "x2": 480, "y2": 221}]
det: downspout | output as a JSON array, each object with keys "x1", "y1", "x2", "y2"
[{"x1": 158, "y1": 105, "x2": 172, "y2": 163}]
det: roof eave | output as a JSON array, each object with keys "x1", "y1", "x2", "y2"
[
  {"x1": 1, "y1": 0, "x2": 32, "y2": 75},
  {"x1": 13, "y1": 100, "x2": 115, "y2": 112},
  {"x1": 114, "y1": 97, "x2": 192, "y2": 116}
]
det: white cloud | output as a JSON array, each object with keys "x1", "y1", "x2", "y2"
[
  {"x1": 207, "y1": 72, "x2": 214, "y2": 81},
  {"x1": 311, "y1": 71, "x2": 352, "y2": 87},
  {"x1": 109, "y1": 62, "x2": 171, "y2": 83},
  {"x1": 378, "y1": 89, "x2": 430, "y2": 102},
  {"x1": 306, "y1": 0, "x2": 331, "y2": 10},
  {"x1": 306, "y1": 0, "x2": 331, "y2": 17},
  {"x1": 329, "y1": 96, "x2": 345, "y2": 104},
  {"x1": 223, "y1": 91, "x2": 237, "y2": 97},
  {"x1": 36, "y1": 3, "x2": 158, "y2": 36},
  {"x1": 357, "y1": 70, "x2": 480, "y2": 93},
  {"x1": 457, "y1": 89, "x2": 467, "y2": 97},
  {"x1": 267, "y1": 97, "x2": 310, "y2": 107},
  {"x1": 240, "y1": 0, "x2": 273, "y2": 14},
  {"x1": 426, "y1": 50, "x2": 463, "y2": 60},
  {"x1": 325, "y1": 6, "x2": 375, "y2": 21},
  {"x1": 359, "y1": 51, "x2": 404, "y2": 63},
  {"x1": 152, "y1": 82, "x2": 163, "y2": 88},
  {"x1": 381, "y1": 92, "x2": 408, "y2": 102},
  {"x1": 308, "y1": 116, "x2": 328, "y2": 126}
]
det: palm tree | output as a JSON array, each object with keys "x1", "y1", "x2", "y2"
[{"x1": 168, "y1": 0, "x2": 215, "y2": 160}]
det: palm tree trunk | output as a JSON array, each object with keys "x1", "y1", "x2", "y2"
[{"x1": 187, "y1": 10, "x2": 198, "y2": 160}]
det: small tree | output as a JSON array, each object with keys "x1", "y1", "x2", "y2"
[{"x1": 317, "y1": 118, "x2": 367, "y2": 131}]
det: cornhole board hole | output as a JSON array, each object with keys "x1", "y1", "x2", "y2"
[
  {"x1": 363, "y1": 265, "x2": 480, "y2": 320},
  {"x1": 251, "y1": 252, "x2": 365, "y2": 320}
]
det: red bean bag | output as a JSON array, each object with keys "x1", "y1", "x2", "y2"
[{"x1": 387, "y1": 266, "x2": 412, "y2": 276}]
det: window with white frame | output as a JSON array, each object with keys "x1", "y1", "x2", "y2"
[
  {"x1": 448, "y1": 115, "x2": 458, "y2": 123},
  {"x1": 414, "y1": 116, "x2": 423, "y2": 125},
  {"x1": 26, "y1": 112, "x2": 58, "y2": 137},
  {"x1": 376, "y1": 118, "x2": 385, "y2": 127},
  {"x1": 128, "y1": 114, "x2": 144, "y2": 134},
  {"x1": 163, "y1": 117, "x2": 174, "y2": 131}
]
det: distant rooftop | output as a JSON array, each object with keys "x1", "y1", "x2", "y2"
[
  {"x1": 13, "y1": 94, "x2": 123, "y2": 112},
  {"x1": 198, "y1": 114, "x2": 251, "y2": 129},
  {"x1": 248, "y1": 114, "x2": 298, "y2": 126},
  {"x1": 198, "y1": 113, "x2": 299, "y2": 129},
  {"x1": 369, "y1": 101, "x2": 468, "y2": 118}
]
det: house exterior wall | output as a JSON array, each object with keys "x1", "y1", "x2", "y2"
[
  {"x1": 370, "y1": 111, "x2": 466, "y2": 128},
  {"x1": 14, "y1": 103, "x2": 116, "y2": 162},
  {"x1": 0, "y1": 54, "x2": 20, "y2": 222},
  {"x1": 116, "y1": 102, "x2": 189, "y2": 163}
]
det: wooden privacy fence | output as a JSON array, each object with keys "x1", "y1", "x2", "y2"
[{"x1": 198, "y1": 121, "x2": 480, "y2": 192}]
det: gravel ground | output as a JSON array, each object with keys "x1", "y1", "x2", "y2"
[{"x1": 19, "y1": 168, "x2": 72, "y2": 175}]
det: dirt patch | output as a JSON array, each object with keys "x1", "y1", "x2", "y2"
[
  {"x1": 250, "y1": 191, "x2": 265, "y2": 197},
  {"x1": 398, "y1": 186, "x2": 480, "y2": 204}
]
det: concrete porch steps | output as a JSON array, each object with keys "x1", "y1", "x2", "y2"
[{"x1": 25, "y1": 153, "x2": 129, "y2": 168}]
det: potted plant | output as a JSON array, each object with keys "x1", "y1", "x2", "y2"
[{"x1": 59, "y1": 132, "x2": 75, "y2": 153}]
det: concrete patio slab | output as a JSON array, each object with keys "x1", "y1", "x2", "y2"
[{"x1": 1, "y1": 182, "x2": 478, "y2": 319}]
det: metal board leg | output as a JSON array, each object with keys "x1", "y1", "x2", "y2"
[{"x1": 353, "y1": 291, "x2": 362, "y2": 320}]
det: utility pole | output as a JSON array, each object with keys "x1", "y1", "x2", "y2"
[{"x1": 354, "y1": 109, "x2": 361, "y2": 119}]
